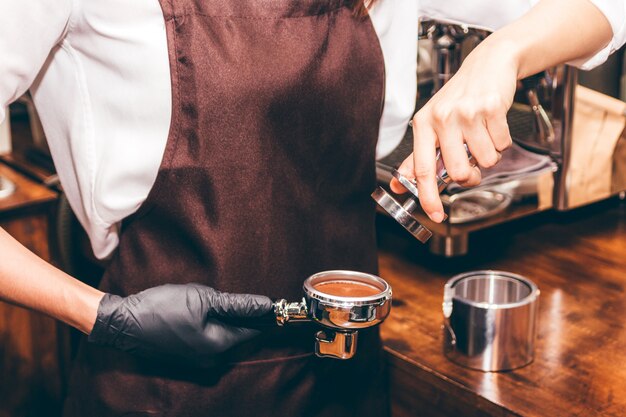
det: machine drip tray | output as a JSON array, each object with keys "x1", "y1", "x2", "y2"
[{"x1": 0, "y1": 175, "x2": 16, "y2": 199}]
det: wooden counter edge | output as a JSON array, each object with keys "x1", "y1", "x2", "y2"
[{"x1": 385, "y1": 346, "x2": 523, "y2": 417}]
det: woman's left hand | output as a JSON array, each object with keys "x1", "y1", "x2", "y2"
[
  {"x1": 88, "y1": 283, "x2": 274, "y2": 366},
  {"x1": 391, "y1": 39, "x2": 519, "y2": 223}
]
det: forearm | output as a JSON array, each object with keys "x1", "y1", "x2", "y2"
[
  {"x1": 0, "y1": 227, "x2": 103, "y2": 334},
  {"x1": 474, "y1": 0, "x2": 613, "y2": 79}
]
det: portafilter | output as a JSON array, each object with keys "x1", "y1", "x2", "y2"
[{"x1": 273, "y1": 270, "x2": 392, "y2": 360}]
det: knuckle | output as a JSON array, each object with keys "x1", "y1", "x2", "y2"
[
  {"x1": 463, "y1": 177, "x2": 481, "y2": 187},
  {"x1": 413, "y1": 165, "x2": 433, "y2": 181},
  {"x1": 481, "y1": 95, "x2": 506, "y2": 116},
  {"x1": 431, "y1": 106, "x2": 451, "y2": 125},
  {"x1": 448, "y1": 164, "x2": 472, "y2": 183},
  {"x1": 480, "y1": 153, "x2": 499, "y2": 168},
  {"x1": 495, "y1": 137, "x2": 513, "y2": 152},
  {"x1": 414, "y1": 111, "x2": 428, "y2": 125},
  {"x1": 457, "y1": 104, "x2": 477, "y2": 123}
]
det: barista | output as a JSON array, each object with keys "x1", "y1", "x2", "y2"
[{"x1": 0, "y1": 0, "x2": 624, "y2": 416}]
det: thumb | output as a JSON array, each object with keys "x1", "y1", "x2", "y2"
[{"x1": 390, "y1": 154, "x2": 414, "y2": 194}]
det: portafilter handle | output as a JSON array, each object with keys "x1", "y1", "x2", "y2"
[
  {"x1": 315, "y1": 330, "x2": 358, "y2": 360},
  {"x1": 273, "y1": 298, "x2": 309, "y2": 326},
  {"x1": 372, "y1": 145, "x2": 476, "y2": 243}
]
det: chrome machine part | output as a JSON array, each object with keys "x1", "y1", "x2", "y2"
[
  {"x1": 428, "y1": 234, "x2": 469, "y2": 258},
  {"x1": 444, "y1": 190, "x2": 513, "y2": 224},
  {"x1": 315, "y1": 330, "x2": 357, "y2": 360},
  {"x1": 420, "y1": 20, "x2": 489, "y2": 93},
  {"x1": 527, "y1": 89, "x2": 555, "y2": 145},
  {"x1": 372, "y1": 147, "x2": 475, "y2": 244},
  {"x1": 274, "y1": 270, "x2": 392, "y2": 360},
  {"x1": 443, "y1": 270, "x2": 540, "y2": 372}
]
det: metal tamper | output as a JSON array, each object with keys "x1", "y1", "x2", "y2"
[{"x1": 372, "y1": 146, "x2": 476, "y2": 243}]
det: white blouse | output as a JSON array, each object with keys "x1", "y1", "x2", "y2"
[{"x1": 1, "y1": 0, "x2": 624, "y2": 259}]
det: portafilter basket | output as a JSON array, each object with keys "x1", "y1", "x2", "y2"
[
  {"x1": 274, "y1": 270, "x2": 392, "y2": 360},
  {"x1": 443, "y1": 271, "x2": 540, "y2": 371}
]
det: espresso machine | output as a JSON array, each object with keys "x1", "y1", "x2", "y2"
[{"x1": 374, "y1": 19, "x2": 626, "y2": 257}]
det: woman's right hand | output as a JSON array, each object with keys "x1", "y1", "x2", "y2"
[
  {"x1": 391, "y1": 37, "x2": 518, "y2": 223},
  {"x1": 88, "y1": 284, "x2": 273, "y2": 366},
  {"x1": 391, "y1": 0, "x2": 614, "y2": 223}
]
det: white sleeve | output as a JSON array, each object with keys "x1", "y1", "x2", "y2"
[
  {"x1": 418, "y1": 0, "x2": 534, "y2": 32},
  {"x1": 0, "y1": 0, "x2": 73, "y2": 122},
  {"x1": 418, "y1": 0, "x2": 626, "y2": 71},
  {"x1": 571, "y1": 0, "x2": 626, "y2": 70}
]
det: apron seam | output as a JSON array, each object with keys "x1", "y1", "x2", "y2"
[{"x1": 125, "y1": 14, "x2": 183, "y2": 222}]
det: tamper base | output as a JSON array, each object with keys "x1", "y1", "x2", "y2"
[{"x1": 371, "y1": 187, "x2": 433, "y2": 243}]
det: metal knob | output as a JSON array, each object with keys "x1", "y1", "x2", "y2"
[
  {"x1": 522, "y1": 73, "x2": 555, "y2": 145},
  {"x1": 372, "y1": 146, "x2": 475, "y2": 243}
]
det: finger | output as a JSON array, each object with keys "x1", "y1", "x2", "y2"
[
  {"x1": 486, "y1": 111, "x2": 513, "y2": 152},
  {"x1": 457, "y1": 165, "x2": 482, "y2": 188},
  {"x1": 463, "y1": 121, "x2": 502, "y2": 169},
  {"x1": 201, "y1": 324, "x2": 261, "y2": 356},
  {"x1": 412, "y1": 117, "x2": 445, "y2": 222},
  {"x1": 218, "y1": 326, "x2": 260, "y2": 349},
  {"x1": 208, "y1": 289, "x2": 274, "y2": 318},
  {"x1": 438, "y1": 123, "x2": 480, "y2": 187},
  {"x1": 390, "y1": 154, "x2": 414, "y2": 194}
]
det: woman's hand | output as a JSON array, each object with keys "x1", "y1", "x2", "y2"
[
  {"x1": 88, "y1": 284, "x2": 274, "y2": 366},
  {"x1": 391, "y1": 39, "x2": 518, "y2": 223},
  {"x1": 391, "y1": 0, "x2": 613, "y2": 223}
]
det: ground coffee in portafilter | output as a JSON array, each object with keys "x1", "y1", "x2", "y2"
[{"x1": 313, "y1": 280, "x2": 381, "y2": 298}]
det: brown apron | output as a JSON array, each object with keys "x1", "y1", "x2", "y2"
[{"x1": 64, "y1": 0, "x2": 387, "y2": 415}]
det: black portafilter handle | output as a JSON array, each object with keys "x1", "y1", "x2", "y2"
[{"x1": 220, "y1": 298, "x2": 308, "y2": 330}]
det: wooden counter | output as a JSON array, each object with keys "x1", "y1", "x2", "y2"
[
  {"x1": 378, "y1": 199, "x2": 626, "y2": 417},
  {"x1": 0, "y1": 163, "x2": 63, "y2": 417}
]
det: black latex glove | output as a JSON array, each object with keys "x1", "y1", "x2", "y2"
[{"x1": 88, "y1": 283, "x2": 273, "y2": 366}]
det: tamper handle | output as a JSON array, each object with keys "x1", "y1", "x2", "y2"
[
  {"x1": 393, "y1": 145, "x2": 476, "y2": 199},
  {"x1": 435, "y1": 146, "x2": 477, "y2": 191}
]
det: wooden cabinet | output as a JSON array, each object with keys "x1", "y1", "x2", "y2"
[{"x1": 0, "y1": 163, "x2": 64, "y2": 417}]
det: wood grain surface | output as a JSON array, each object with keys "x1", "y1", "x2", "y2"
[
  {"x1": 0, "y1": 163, "x2": 63, "y2": 417},
  {"x1": 0, "y1": 164, "x2": 56, "y2": 216},
  {"x1": 378, "y1": 199, "x2": 626, "y2": 417}
]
